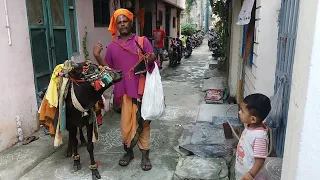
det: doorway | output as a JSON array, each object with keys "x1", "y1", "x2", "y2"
[{"x1": 26, "y1": 0, "x2": 77, "y2": 93}]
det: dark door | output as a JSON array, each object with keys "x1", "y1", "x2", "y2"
[
  {"x1": 144, "y1": 12, "x2": 153, "y2": 38},
  {"x1": 26, "y1": 0, "x2": 69, "y2": 93}
]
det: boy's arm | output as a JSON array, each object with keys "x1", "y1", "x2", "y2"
[
  {"x1": 242, "y1": 137, "x2": 268, "y2": 180},
  {"x1": 242, "y1": 158, "x2": 265, "y2": 179}
]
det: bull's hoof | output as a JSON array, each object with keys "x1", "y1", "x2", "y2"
[
  {"x1": 73, "y1": 159, "x2": 82, "y2": 171},
  {"x1": 91, "y1": 169, "x2": 101, "y2": 180}
]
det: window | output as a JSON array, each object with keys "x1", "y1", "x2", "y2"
[
  {"x1": 241, "y1": 2, "x2": 256, "y2": 66},
  {"x1": 158, "y1": 10, "x2": 163, "y2": 24},
  {"x1": 93, "y1": 0, "x2": 110, "y2": 27},
  {"x1": 173, "y1": 17, "x2": 176, "y2": 28},
  {"x1": 241, "y1": 25, "x2": 254, "y2": 65},
  {"x1": 68, "y1": 0, "x2": 78, "y2": 53}
]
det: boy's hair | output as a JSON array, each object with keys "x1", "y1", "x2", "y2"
[
  {"x1": 156, "y1": 21, "x2": 161, "y2": 25},
  {"x1": 243, "y1": 93, "x2": 271, "y2": 122}
]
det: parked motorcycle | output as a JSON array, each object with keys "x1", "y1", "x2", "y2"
[
  {"x1": 184, "y1": 37, "x2": 193, "y2": 58},
  {"x1": 168, "y1": 37, "x2": 182, "y2": 67}
]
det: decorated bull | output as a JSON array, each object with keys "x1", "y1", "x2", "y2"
[{"x1": 39, "y1": 60, "x2": 122, "y2": 180}]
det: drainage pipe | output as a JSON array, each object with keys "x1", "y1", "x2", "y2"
[{"x1": 3, "y1": 0, "x2": 12, "y2": 46}]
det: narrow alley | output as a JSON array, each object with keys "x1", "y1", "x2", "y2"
[{"x1": 0, "y1": 39, "x2": 221, "y2": 180}]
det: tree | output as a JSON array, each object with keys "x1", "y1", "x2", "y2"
[{"x1": 181, "y1": 23, "x2": 197, "y2": 36}]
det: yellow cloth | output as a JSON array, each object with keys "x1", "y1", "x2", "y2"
[
  {"x1": 45, "y1": 64, "x2": 64, "y2": 107},
  {"x1": 54, "y1": 77, "x2": 69, "y2": 147},
  {"x1": 108, "y1": 8, "x2": 134, "y2": 39}
]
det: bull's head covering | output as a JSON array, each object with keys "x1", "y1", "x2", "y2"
[{"x1": 108, "y1": 8, "x2": 134, "y2": 38}]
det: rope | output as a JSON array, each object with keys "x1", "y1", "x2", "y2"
[{"x1": 71, "y1": 83, "x2": 89, "y2": 116}]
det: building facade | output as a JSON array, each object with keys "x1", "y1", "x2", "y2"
[{"x1": 228, "y1": 0, "x2": 320, "y2": 178}]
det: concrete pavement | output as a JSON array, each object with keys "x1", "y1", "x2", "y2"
[{"x1": 0, "y1": 39, "x2": 212, "y2": 180}]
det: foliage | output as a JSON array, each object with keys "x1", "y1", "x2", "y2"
[
  {"x1": 210, "y1": 0, "x2": 229, "y2": 70},
  {"x1": 82, "y1": 26, "x2": 89, "y2": 60},
  {"x1": 181, "y1": 23, "x2": 197, "y2": 36}
]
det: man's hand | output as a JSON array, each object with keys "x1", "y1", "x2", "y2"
[
  {"x1": 144, "y1": 53, "x2": 156, "y2": 64},
  {"x1": 241, "y1": 172, "x2": 254, "y2": 180},
  {"x1": 93, "y1": 42, "x2": 103, "y2": 57}
]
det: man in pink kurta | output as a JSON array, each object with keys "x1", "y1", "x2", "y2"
[
  {"x1": 105, "y1": 35, "x2": 156, "y2": 105},
  {"x1": 93, "y1": 9, "x2": 157, "y2": 171}
]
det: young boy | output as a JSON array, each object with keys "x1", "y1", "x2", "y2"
[{"x1": 236, "y1": 93, "x2": 271, "y2": 180}]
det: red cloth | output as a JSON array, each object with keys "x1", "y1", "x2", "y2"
[{"x1": 153, "y1": 29, "x2": 166, "y2": 48}]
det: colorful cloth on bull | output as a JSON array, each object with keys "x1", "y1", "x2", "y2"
[{"x1": 46, "y1": 64, "x2": 64, "y2": 108}]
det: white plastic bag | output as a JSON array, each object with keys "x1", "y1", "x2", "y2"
[
  {"x1": 141, "y1": 63, "x2": 166, "y2": 120},
  {"x1": 265, "y1": 77, "x2": 286, "y2": 129}
]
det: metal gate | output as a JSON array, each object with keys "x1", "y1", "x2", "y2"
[{"x1": 274, "y1": 0, "x2": 300, "y2": 157}]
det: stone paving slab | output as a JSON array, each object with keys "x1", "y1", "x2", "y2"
[
  {"x1": 203, "y1": 68, "x2": 227, "y2": 79},
  {"x1": 173, "y1": 156, "x2": 229, "y2": 180},
  {"x1": 177, "y1": 122, "x2": 237, "y2": 159},
  {"x1": 190, "y1": 122, "x2": 226, "y2": 145},
  {"x1": 208, "y1": 58, "x2": 219, "y2": 70},
  {"x1": 180, "y1": 143, "x2": 235, "y2": 158},
  {"x1": 197, "y1": 104, "x2": 238, "y2": 123},
  {"x1": 212, "y1": 116, "x2": 242, "y2": 127},
  {"x1": 202, "y1": 77, "x2": 227, "y2": 92}
]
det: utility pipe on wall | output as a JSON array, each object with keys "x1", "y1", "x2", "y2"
[{"x1": 3, "y1": 0, "x2": 12, "y2": 46}]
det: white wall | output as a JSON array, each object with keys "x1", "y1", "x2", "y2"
[
  {"x1": 238, "y1": 0, "x2": 280, "y2": 98},
  {"x1": 228, "y1": 0, "x2": 242, "y2": 97},
  {"x1": 157, "y1": 2, "x2": 166, "y2": 32},
  {"x1": 170, "y1": 8, "x2": 178, "y2": 38},
  {"x1": 74, "y1": 0, "x2": 113, "y2": 63},
  {"x1": 0, "y1": 1, "x2": 38, "y2": 152},
  {"x1": 281, "y1": 0, "x2": 320, "y2": 179}
]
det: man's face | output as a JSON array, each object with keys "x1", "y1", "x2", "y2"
[
  {"x1": 116, "y1": 15, "x2": 132, "y2": 36},
  {"x1": 156, "y1": 23, "x2": 161, "y2": 29}
]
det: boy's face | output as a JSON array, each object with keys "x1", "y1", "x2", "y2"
[
  {"x1": 238, "y1": 102, "x2": 258, "y2": 124},
  {"x1": 156, "y1": 23, "x2": 161, "y2": 29}
]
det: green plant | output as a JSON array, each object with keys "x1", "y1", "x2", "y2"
[
  {"x1": 82, "y1": 26, "x2": 89, "y2": 60},
  {"x1": 210, "y1": 0, "x2": 229, "y2": 71},
  {"x1": 181, "y1": 23, "x2": 197, "y2": 36}
]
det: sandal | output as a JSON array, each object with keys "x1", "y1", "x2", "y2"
[
  {"x1": 119, "y1": 153, "x2": 134, "y2": 166},
  {"x1": 22, "y1": 136, "x2": 39, "y2": 145},
  {"x1": 141, "y1": 150, "x2": 152, "y2": 171},
  {"x1": 141, "y1": 156, "x2": 152, "y2": 171}
]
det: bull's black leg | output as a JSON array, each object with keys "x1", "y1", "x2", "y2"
[
  {"x1": 79, "y1": 127, "x2": 87, "y2": 146},
  {"x1": 66, "y1": 136, "x2": 72, "y2": 157},
  {"x1": 86, "y1": 123, "x2": 101, "y2": 180},
  {"x1": 70, "y1": 126, "x2": 82, "y2": 171}
]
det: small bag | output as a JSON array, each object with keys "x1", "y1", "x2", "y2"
[
  {"x1": 134, "y1": 38, "x2": 147, "y2": 75},
  {"x1": 141, "y1": 62, "x2": 165, "y2": 120},
  {"x1": 265, "y1": 77, "x2": 286, "y2": 129}
]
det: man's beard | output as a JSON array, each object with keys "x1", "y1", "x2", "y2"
[
  {"x1": 120, "y1": 31, "x2": 131, "y2": 36},
  {"x1": 119, "y1": 27, "x2": 132, "y2": 36}
]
